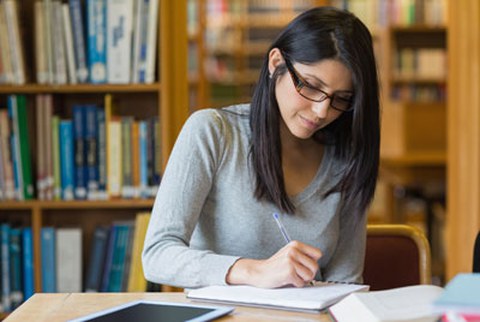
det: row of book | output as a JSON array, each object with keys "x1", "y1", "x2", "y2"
[
  {"x1": 332, "y1": 0, "x2": 447, "y2": 29},
  {"x1": 0, "y1": 0, "x2": 159, "y2": 85},
  {"x1": 0, "y1": 224, "x2": 34, "y2": 313},
  {"x1": 0, "y1": 212, "x2": 151, "y2": 314},
  {"x1": 393, "y1": 48, "x2": 447, "y2": 80},
  {"x1": 391, "y1": 84, "x2": 446, "y2": 102},
  {"x1": 0, "y1": 94, "x2": 162, "y2": 201}
]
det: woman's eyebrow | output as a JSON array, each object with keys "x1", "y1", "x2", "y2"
[{"x1": 303, "y1": 73, "x2": 353, "y2": 93}]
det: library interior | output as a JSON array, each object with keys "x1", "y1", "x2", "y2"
[{"x1": 0, "y1": 0, "x2": 479, "y2": 320}]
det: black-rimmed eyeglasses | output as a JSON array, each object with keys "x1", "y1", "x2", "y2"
[{"x1": 284, "y1": 58, "x2": 354, "y2": 112}]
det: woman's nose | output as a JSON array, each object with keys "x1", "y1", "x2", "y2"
[{"x1": 311, "y1": 98, "x2": 331, "y2": 119}]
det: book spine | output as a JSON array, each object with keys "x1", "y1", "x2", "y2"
[
  {"x1": 100, "y1": 225, "x2": 116, "y2": 292},
  {"x1": 106, "y1": 0, "x2": 134, "y2": 83},
  {"x1": 73, "y1": 105, "x2": 87, "y2": 200},
  {"x1": 85, "y1": 105, "x2": 99, "y2": 199},
  {"x1": 7, "y1": 95, "x2": 24, "y2": 200},
  {"x1": 137, "y1": 0, "x2": 149, "y2": 82},
  {"x1": 107, "y1": 118, "x2": 122, "y2": 198},
  {"x1": 41, "y1": 227, "x2": 57, "y2": 292},
  {"x1": 59, "y1": 120, "x2": 75, "y2": 200},
  {"x1": 97, "y1": 108, "x2": 107, "y2": 199},
  {"x1": 16, "y1": 95, "x2": 34, "y2": 199},
  {"x1": 131, "y1": 0, "x2": 143, "y2": 83},
  {"x1": 34, "y1": 2, "x2": 48, "y2": 84},
  {"x1": 44, "y1": 95, "x2": 54, "y2": 200},
  {"x1": 0, "y1": 2, "x2": 14, "y2": 84},
  {"x1": 69, "y1": 0, "x2": 89, "y2": 83},
  {"x1": 144, "y1": 0, "x2": 158, "y2": 83},
  {"x1": 1, "y1": 223, "x2": 11, "y2": 312},
  {"x1": 3, "y1": 0, "x2": 26, "y2": 84},
  {"x1": 87, "y1": 0, "x2": 107, "y2": 83},
  {"x1": 36, "y1": 95, "x2": 46, "y2": 200},
  {"x1": 53, "y1": 0, "x2": 68, "y2": 84},
  {"x1": 138, "y1": 121, "x2": 148, "y2": 198},
  {"x1": 21, "y1": 228, "x2": 34, "y2": 300},
  {"x1": 51, "y1": 115, "x2": 62, "y2": 200},
  {"x1": 0, "y1": 111, "x2": 14, "y2": 200},
  {"x1": 62, "y1": 3, "x2": 77, "y2": 84},
  {"x1": 55, "y1": 228, "x2": 82, "y2": 292},
  {"x1": 121, "y1": 117, "x2": 133, "y2": 198},
  {"x1": 8, "y1": 228, "x2": 23, "y2": 310},
  {"x1": 43, "y1": 0, "x2": 54, "y2": 83},
  {"x1": 84, "y1": 226, "x2": 109, "y2": 292}
]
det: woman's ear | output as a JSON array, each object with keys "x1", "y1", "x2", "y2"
[{"x1": 268, "y1": 48, "x2": 284, "y2": 76}]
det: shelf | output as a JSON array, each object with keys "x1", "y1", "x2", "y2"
[
  {"x1": 0, "y1": 199, "x2": 155, "y2": 210},
  {"x1": 381, "y1": 151, "x2": 446, "y2": 167},
  {"x1": 0, "y1": 83, "x2": 161, "y2": 94},
  {"x1": 390, "y1": 25, "x2": 446, "y2": 33},
  {"x1": 391, "y1": 76, "x2": 447, "y2": 84}
]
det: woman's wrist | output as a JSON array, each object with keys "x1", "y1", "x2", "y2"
[{"x1": 225, "y1": 258, "x2": 260, "y2": 286}]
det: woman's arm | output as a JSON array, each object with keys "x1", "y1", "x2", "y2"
[{"x1": 142, "y1": 110, "x2": 241, "y2": 288}]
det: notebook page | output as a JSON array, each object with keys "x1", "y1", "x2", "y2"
[{"x1": 187, "y1": 282, "x2": 369, "y2": 311}]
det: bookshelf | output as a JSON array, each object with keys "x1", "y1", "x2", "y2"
[
  {"x1": 0, "y1": 0, "x2": 188, "y2": 312},
  {"x1": 201, "y1": 0, "x2": 328, "y2": 108}
]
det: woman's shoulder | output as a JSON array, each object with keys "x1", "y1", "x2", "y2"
[{"x1": 186, "y1": 104, "x2": 250, "y2": 133}]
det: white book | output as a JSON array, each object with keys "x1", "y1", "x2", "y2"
[
  {"x1": 107, "y1": 119, "x2": 122, "y2": 198},
  {"x1": 329, "y1": 284, "x2": 444, "y2": 322},
  {"x1": 56, "y1": 228, "x2": 83, "y2": 293},
  {"x1": 0, "y1": 2, "x2": 14, "y2": 84},
  {"x1": 144, "y1": 0, "x2": 158, "y2": 84},
  {"x1": 3, "y1": 0, "x2": 26, "y2": 84},
  {"x1": 107, "y1": 0, "x2": 134, "y2": 83},
  {"x1": 187, "y1": 282, "x2": 369, "y2": 313},
  {"x1": 62, "y1": 3, "x2": 77, "y2": 84},
  {"x1": 53, "y1": 1, "x2": 67, "y2": 84}
]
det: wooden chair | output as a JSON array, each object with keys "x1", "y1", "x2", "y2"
[{"x1": 363, "y1": 224, "x2": 432, "y2": 291}]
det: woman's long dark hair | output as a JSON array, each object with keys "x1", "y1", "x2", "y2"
[{"x1": 250, "y1": 6, "x2": 380, "y2": 217}]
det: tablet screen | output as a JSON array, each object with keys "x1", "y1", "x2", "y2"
[{"x1": 68, "y1": 300, "x2": 234, "y2": 322}]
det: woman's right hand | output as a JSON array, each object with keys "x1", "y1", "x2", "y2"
[{"x1": 226, "y1": 240, "x2": 322, "y2": 288}]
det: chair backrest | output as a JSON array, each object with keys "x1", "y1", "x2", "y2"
[{"x1": 363, "y1": 224, "x2": 432, "y2": 291}]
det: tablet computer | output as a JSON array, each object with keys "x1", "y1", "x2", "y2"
[{"x1": 68, "y1": 300, "x2": 235, "y2": 322}]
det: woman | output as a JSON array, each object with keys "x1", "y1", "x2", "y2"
[{"x1": 142, "y1": 6, "x2": 380, "y2": 289}]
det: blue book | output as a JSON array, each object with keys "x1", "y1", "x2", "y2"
[
  {"x1": 59, "y1": 120, "x2": 75, "y2": 200},
  {"x1": 84, "y1": 226, "x2": 109, "y2": 292},
  {"x1": 9, "y1": 228, "x2": 23, "y2": 309},
  {"x1": 1, "y1": 223, "x2": 11, "y2": 312},
  {"x1": 96, "y1": 108, "x2": 107, "y2": 198},
  {"x1": 73, "y1": 105, "x2": 87, "y2": 199},
  {"x1": 22, "y1": 228, "x2": 34, "y2": 300},
  {"x1": 108, "y1": 223, "x2": 133, "y2": 292},
  {"x1": 70, "y1": 0, "x2": 89, "y2": 83},
  {"x1": 87, "y1": 0, "x2": 107, "y2": 83},
  {"x1": 84, "y1": 105, "x2": 99, "y2": 199},
  {"x1": 100, "y1": 225, "x2": 117, "y2": 292},
  {"x1": 41, "y1": 227, "x2": 56, "y2": 293}
]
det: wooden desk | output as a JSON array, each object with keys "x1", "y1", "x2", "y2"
[{"x1": 4, "y1": 292, "x2": 331, "y2": 322}]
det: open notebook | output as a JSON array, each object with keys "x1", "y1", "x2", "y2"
[{"x1": 187, "y1": 281, "x2": 369, "y2": 312}]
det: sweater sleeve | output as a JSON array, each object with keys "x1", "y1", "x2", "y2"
[{"x1": 142, "y1": 109, "x2": 241, "y2": 288}]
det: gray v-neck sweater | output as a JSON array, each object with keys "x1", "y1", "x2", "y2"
[{"x1": 142, "y1": 104, "x2": 366, "y2": 288}]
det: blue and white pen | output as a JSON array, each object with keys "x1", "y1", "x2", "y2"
[
  {"x1": 272, "y1": 212, "x2": 292, "y2": 243},
  {"x1": 272, "y1": 212, "x2": 316, "y2": 286}
]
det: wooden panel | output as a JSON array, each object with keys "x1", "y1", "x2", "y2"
[{"x1": 447, "y1": 0, "x2": 480, "y2": 278}]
